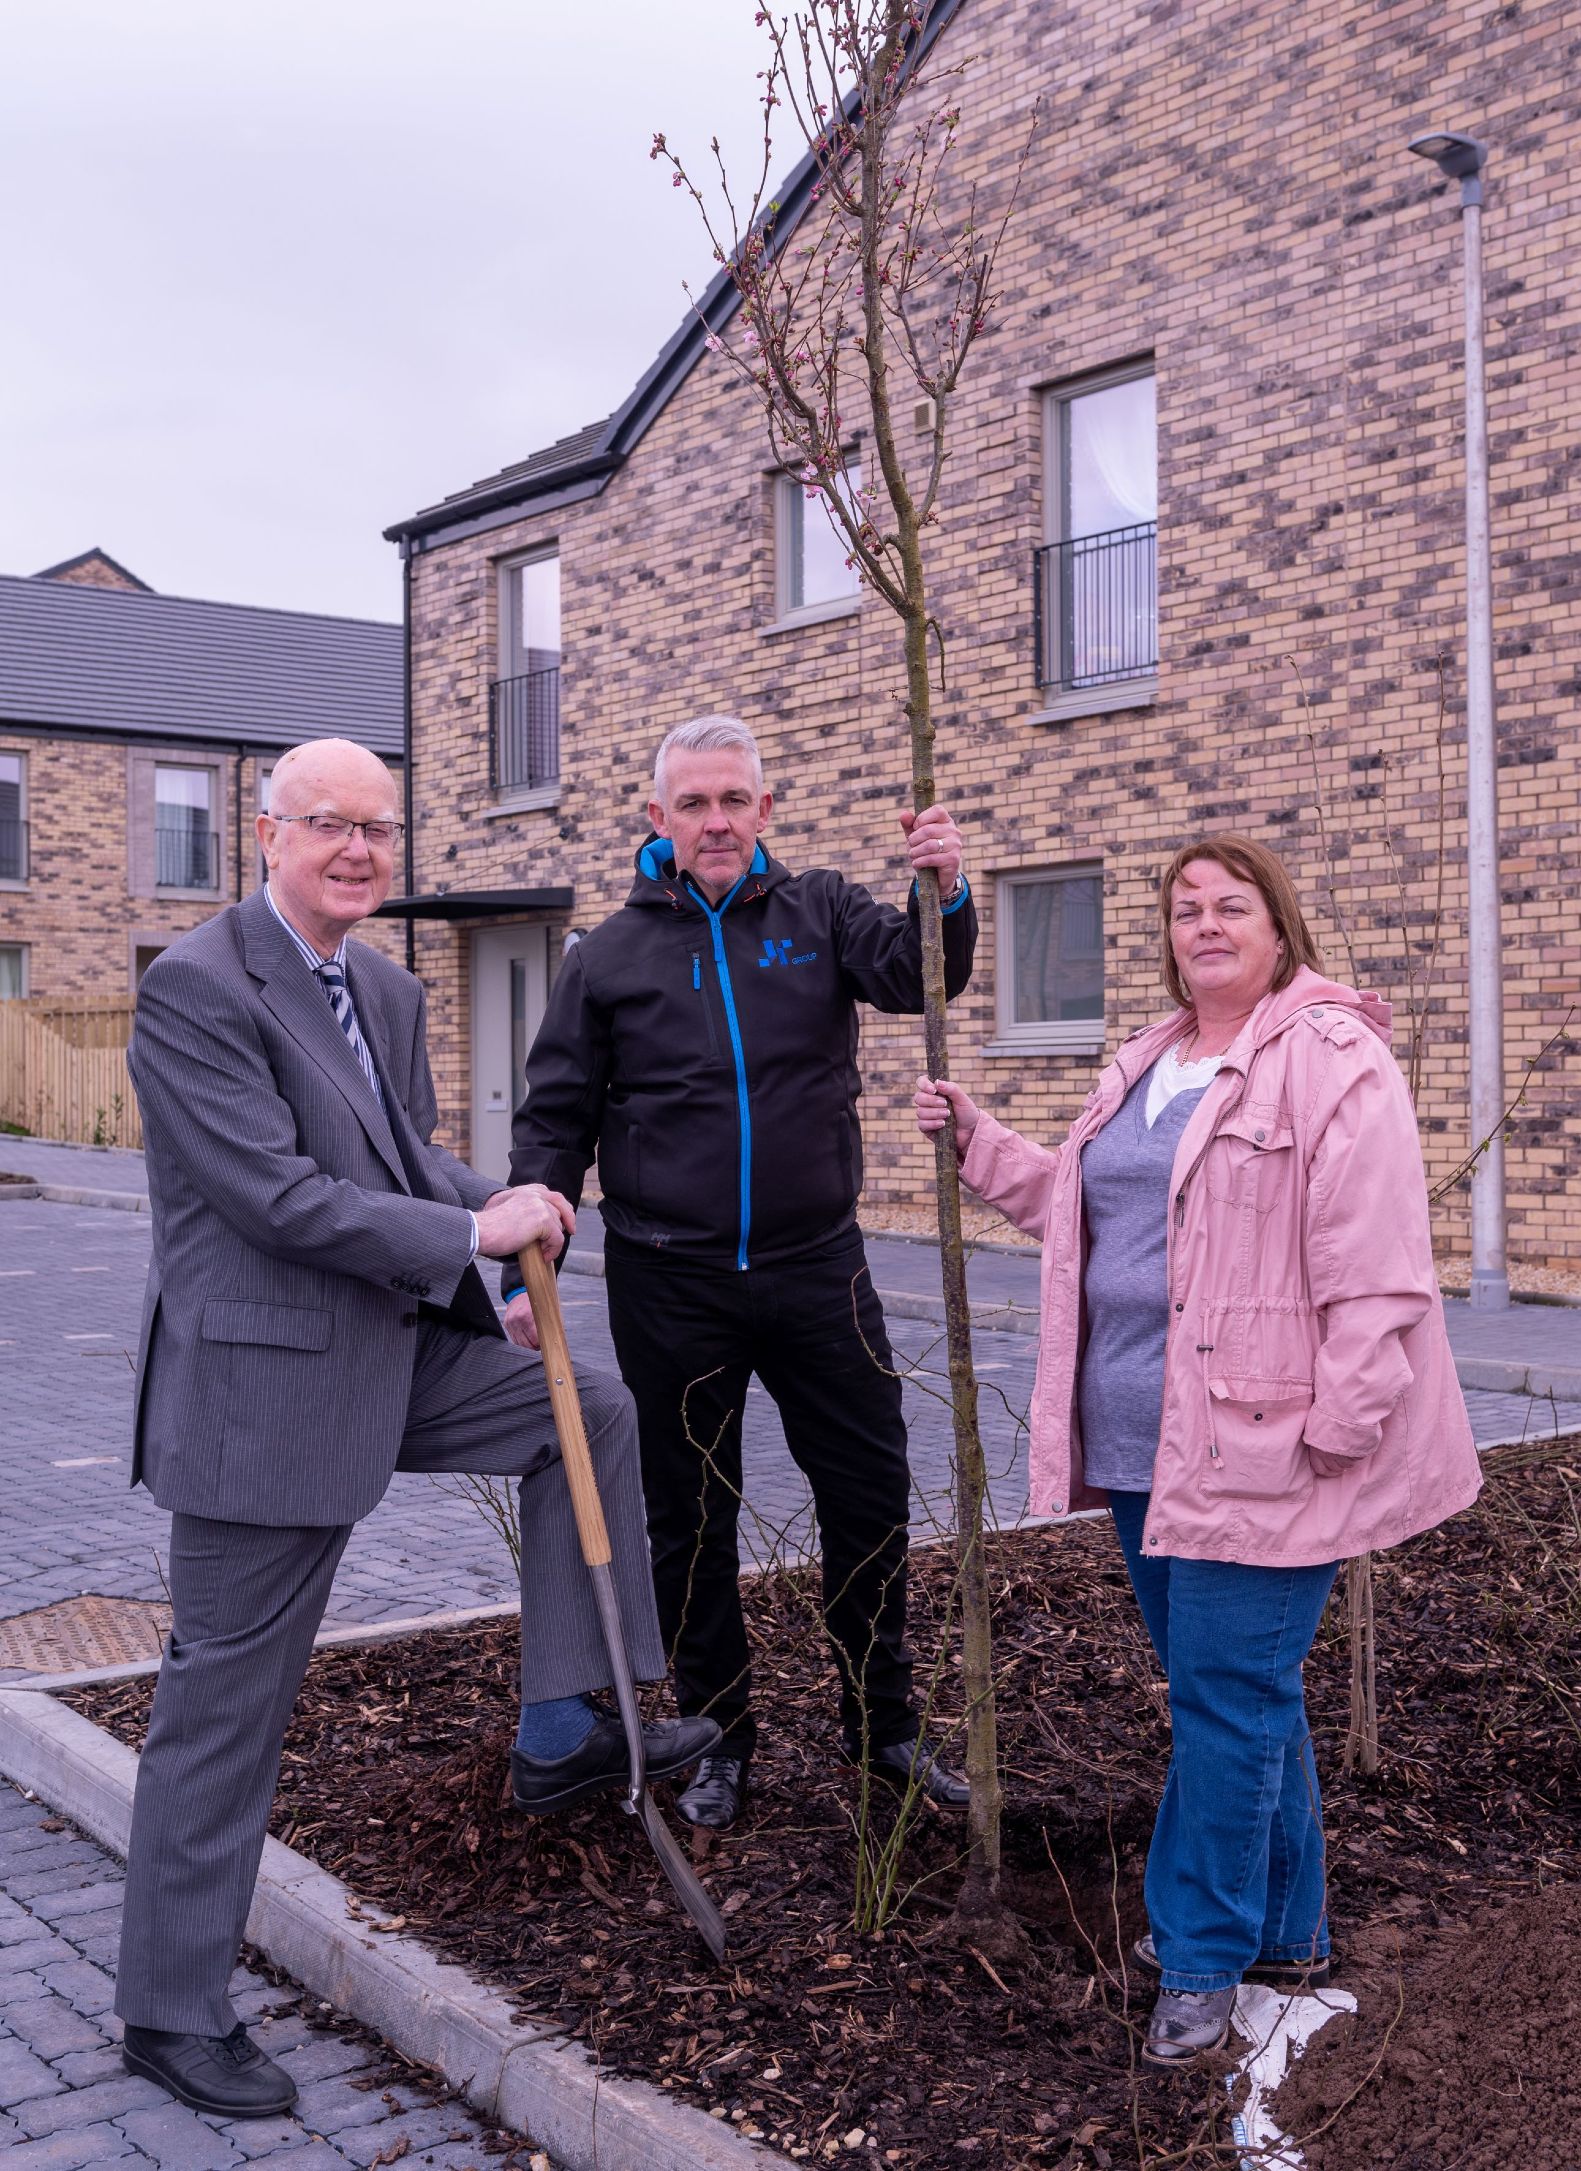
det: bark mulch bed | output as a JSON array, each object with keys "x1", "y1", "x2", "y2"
[{"x1": 75, "y1": 1436, "x2": 1581, "y2": 2169}]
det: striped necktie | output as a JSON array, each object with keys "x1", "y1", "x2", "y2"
[{"x1": 316, "y1": 960, "x2": 385, "y2": 1107}]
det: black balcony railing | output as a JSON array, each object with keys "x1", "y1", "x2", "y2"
[
  {"x1": 155, "y1": 821, "x2": 219, "y2": 889},
  {"x1": 489, "y1": 667, "x2": 561, "y2": 794},
  {"x1": 1035, "y1": 522, "x2": 1158, "y2": 692},
  {"x1": 0, "y1": 817, "x2": 27, "y2": 883}
]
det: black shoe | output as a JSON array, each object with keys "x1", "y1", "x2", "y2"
[
  {"x1": 1133, "y1": 1933, "x2": 1332, "y2": 1990},
  {"x1": 676, "y1": 1753, "x2": 749, "y2": 1830},
  {"x1": 122, "y1": 2022, "x2": 298, "y2": 2118},
  {"x1": 1142, "y1": 1984, "x2": 1239, "y2": 2065},
  {"x1": 510, "y1": 1714, "x2": 721, "y2": 1815},
  {"x1": 848, "y1": 1734, "x2": 970, "y2": 1809}
]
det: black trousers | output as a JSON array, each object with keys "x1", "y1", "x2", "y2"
[{"x1": 604, "y1": 1227, "x2": 916, "y2": 1761}]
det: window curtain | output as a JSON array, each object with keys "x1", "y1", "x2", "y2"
[{"x1": 1067, "y1": 376, "x2": 1157, "y2": 537}]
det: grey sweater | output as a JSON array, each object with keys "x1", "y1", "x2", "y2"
[{"x1": 1078, "y1": 1065, "x2": 1209, "y2": 1493}]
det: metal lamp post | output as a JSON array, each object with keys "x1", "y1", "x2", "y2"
[{"x1": 1408, "y1": 129, "x2": 1509, "y2": 1310}]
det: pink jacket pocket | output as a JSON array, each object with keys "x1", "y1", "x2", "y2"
[{"x1": 1206, "y1": 1376, "x2": 1314, "y2": 1500}]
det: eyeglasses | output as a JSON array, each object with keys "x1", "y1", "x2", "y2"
[{"x1": 272, "y1": 814, "x2": 405, "y2": 848}]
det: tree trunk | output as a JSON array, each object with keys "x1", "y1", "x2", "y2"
[{"x1": 899, "y1": 593, "x2": 1015, "y2": 1950}]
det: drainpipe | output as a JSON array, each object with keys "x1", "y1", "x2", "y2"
[
  {"x1": 233, "y1": 747, "x2": 244, "y2": 899},
  {"x1": 401, "y1": 542, "x2": 416, "y2": 975},
  {"x1": 1407, "y1": 130, "x2": 1507, "y2": 1309}
]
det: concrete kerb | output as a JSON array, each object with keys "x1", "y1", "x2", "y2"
[
  {"x1": 1456, "y1": 1355, "x2": 1581, "y2": 1399},
  {"x1": 0, "y1": 1689, "x2": 781, "y2": 2171},
  {"x1": 36, "y1": 1184, "x2": 150, "y2": 1213}
]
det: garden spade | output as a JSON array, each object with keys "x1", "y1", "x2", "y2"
[{"x1": 518, "y1": 1243, "x2": 727, "y2": 1961}]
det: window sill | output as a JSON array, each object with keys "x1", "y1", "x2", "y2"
[
  {"x1": 0, "y1": 878, "x2": 28, "y2": 893},
  {"x1": 980, "y1": 1035, "x2": 1106, "y2": 1058},
  {"x1": 153, "y1": 885, "x2": 222, "y2": 904},
  {"x1": 1029, "y1": 676, "x2": 1157, "y2": 724},
  {"x1": 759, "y1": 595, "x2": 863, "y2": 638},
  {"x1": 486, "y1": 786, "x2": 561, "y2": 818}
]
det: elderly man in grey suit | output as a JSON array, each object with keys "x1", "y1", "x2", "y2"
[{"x1": 114, "y1": 737, "x2": 716, "y2": 2122}]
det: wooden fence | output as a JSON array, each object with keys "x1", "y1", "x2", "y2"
[{"x1": 0, "y1": 997, "x2": 142, "y2": 1149}]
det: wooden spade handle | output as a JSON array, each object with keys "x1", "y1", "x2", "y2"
[{"x1": 519, "y1": 1244, "x2": 612, "y2": 1569}]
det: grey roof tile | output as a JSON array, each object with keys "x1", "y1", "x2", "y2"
[{"x1": 0, "y1": 575, "x2": 402, "y2": 756}]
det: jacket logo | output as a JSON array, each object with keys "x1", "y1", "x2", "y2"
[{"x1": 757, "y1": 939, "x2": 818, "y2": 969}]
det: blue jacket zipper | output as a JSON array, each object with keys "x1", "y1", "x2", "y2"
[{"x1": 695, "y1": 880, "x2": 753, "y2": 1270}]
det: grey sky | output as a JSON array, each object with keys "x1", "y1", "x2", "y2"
[{"x1": 0, "y1": 1, "x2": 777, "y2": 622}]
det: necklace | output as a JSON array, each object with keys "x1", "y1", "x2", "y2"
[{"x1": 1181, "y1": 1015, "x2": 1251, "y2": 1062}]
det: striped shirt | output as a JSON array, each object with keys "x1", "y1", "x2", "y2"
[{"x1": 263, "y1": 885, "x2": 478, "y2": 1262}]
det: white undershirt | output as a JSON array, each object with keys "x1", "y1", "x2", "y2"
[{"x1": 1144, "y1": 1039, "x2": 1225, "y2": 1128}]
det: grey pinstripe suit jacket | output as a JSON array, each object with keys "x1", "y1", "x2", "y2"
[{"x1": 127, "y1": 886, "x2": 501, "y2": 1527}]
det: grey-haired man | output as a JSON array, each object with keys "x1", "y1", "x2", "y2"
[{"x1": 500, "y1": 717, "x2": 977, "y2": 1830}]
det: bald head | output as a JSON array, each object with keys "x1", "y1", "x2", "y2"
[
  {"x1": 258, "y1": 738, "x2": 402, "y2": 957},
  {"x1": 267, "y1": 737, "x2": 399, "y2": 818}
]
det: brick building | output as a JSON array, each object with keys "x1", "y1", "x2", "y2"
[
  {"x1": 0, "y1": 553, "x2": 404, "y2": 1000},
  {"x1": 386, "y1": 0, "x2": 1579, "y2": 1258}
]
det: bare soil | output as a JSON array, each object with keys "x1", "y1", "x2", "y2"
[
  {"x1": 1270, "y1": 1882, "x2": 1581, "y2": 2171},
  {"x1": 77, "y1": 1438, "x2": 1581, "y2": 2169}
]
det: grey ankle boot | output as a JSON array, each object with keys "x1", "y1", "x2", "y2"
[{"x1": 1142, "y1": 1984, "x2": 1239, "y2": 2065}]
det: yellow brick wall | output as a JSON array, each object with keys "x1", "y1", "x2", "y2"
[
  {"x1": 0, "y1": 739, "x2": 405, "y2": 999},
  {"x1": 404, "y1": 0, "x2": 1581, "y2": 1263}
]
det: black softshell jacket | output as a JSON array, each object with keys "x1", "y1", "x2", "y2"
[{"x1": 507, "y1": 840, "x2": 977, "y2": 1272}]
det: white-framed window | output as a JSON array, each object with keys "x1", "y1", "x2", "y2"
[
  {"x1": 154, "y1": 763, "x2": 218, "y2": 890},
  {"x1": 492, "y1": 551, "x2": 561, "y2": 802},
  {"x1": 0, "y1": 943, "x2": 27, "y2": 999},
  {"x1": 1037, "y1": 364, "x2": 1157, "y2": 715},
  {"x1": 0, "y1": 751, "x2": 26, "y2": 885},
  {"x1": 774, "y1": 463, "x2": 862, "y2": 625},
  {"x1": 992, "y1": 866, "x2": 1106, "y2": 1052}
]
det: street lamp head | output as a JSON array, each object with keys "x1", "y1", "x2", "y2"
[{"x1": 1408, "y1": 130, "x2": 1488, "y2": 181}]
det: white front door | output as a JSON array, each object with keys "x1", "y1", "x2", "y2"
[{"x1": 470, "y1": 924, "x2": 550, "y2": 1185}]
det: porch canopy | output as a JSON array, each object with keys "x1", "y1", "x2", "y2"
[{"x1": 375, "y1": 888, "x2": 572, "y2": 921}]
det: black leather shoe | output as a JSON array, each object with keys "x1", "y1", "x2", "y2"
[
  {"x1": 1142, "y1": 1984, "x2": 1239, "y2": 2065},
  {"x1": 849, "y1": 1734, "x2": 970, "y2": 1808},
  {"x1": 676, "y1": 1753, "x2": 749, "y2": 1829},
  {"x1": 510, "y1": 1714, "x2": 721, "y2": 1815},
  {"x1": 122, "y1": 2022, "x2": 298, "y2": 2118},
  {"x1": 1133, "y1": 1933, "x2": 1332, "y2": 1990}
]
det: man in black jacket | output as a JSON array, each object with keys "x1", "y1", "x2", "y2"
[{"x1": 502, "y1": 716, "x2": 978, "y2": 1829}]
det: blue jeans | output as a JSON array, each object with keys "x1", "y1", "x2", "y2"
[{"x1": 1108, "y1": 1491, "x2": 1339, "y2": 1994}]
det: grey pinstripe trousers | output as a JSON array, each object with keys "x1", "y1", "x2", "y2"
[{"x1": 114, "y1": 1320, "x2": 664, "y2": 2036}]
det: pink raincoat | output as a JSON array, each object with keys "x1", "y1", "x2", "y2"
[{"x1": 960, "y1": 966, "x2": 1482, "y2": 1566}]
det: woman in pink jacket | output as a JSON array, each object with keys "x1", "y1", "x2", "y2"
[{"x1": 916, "y1": 836, "x2": 1481, "y2": 2067}]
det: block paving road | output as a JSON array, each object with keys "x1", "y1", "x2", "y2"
[
  {"x1": 0, "y1": 1195, "x2": 1036, "y2": 1654},
  {"x1": 0, "y1": 1779, "x2": 553, "y2": 2170},
  {"x1": 1, "y1": 1182, "x2": 1578, "y2": 1650}
]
